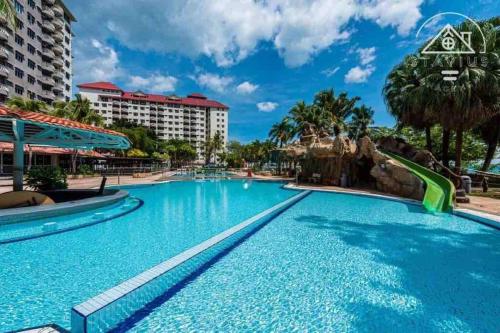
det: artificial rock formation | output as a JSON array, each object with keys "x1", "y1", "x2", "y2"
[{"x1": 358, "y1": 136, "x2": 425, "y2": 200}]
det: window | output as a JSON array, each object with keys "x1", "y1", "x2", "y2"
[
  {"x1": 15, "y1": 51, "x2": 24, "y2": 63},
  {"x1": 27, "y1": 12, "x2": 35, "y2": 25},
  {"x1": 27, "y1": 44, "x2": 35, "y2": 55},
  {"x1": 15, "y1": 85, "x2": 24, "y2": 95},
  {"x1": 15, "y1": 68, "x2": 24, "y2": 78},
  {"x1": 15, "y1": 18, "x2": 24, "y2": 30},
  {"x1": 15, "y1": 34, "x2": 24, "y2": 46},
  {"x1": 27, "y1": 75, "x2": 35, "y2": 85},
  {"x1": 27, "y1": 28, "x2": 35, "y2": 39},
  {"x1": 15, "y1": 1, "x2": 24, "y2": 15},
  {"x1": 28, "y1": 0, "x2": 35, "y2": 9},
  {"x1": 28, "y1": 59, "x2": 35, "y2": 70}
]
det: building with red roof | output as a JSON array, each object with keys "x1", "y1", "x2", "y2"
[{"x1": 77, "y1": 82, "x2": 229, "y2": 162}]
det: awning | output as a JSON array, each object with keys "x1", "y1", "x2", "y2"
[
  {"x1": 0, "y1": 106, "x2": 131, "y2": 191},
  {"x1": 0, "y1": 142, "x2": 106, "y2": 158},
  {"x1": 0, "y1": 106, "x2": 130, "y2": 149}
]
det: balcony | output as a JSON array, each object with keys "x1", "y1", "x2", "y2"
[
  {"x1": 52, "y1": 83, "x2": 64, "y2": 92},
  {"x1": 53, "y1": 45, "x2": 64, "y2": 55},
  {"x1": 40, "y1": 90, "x2": 56, "y2": 100},
  {"x1": 41, "y1": 48, "x2": 55, "y2": 59},
  {"x1": 0, "y1": 47, "x2": 10, "y2": 59},
  {"x1": 43, "y1": 0, "x2": 56, "y2": 5},
  {"x1": 53, "y1": 18, "x2": 63, "y2": 30},
  {"x1": 0, "y1": 65, "x2": 9, "y2": 77},
  {"x1": 53, "y1": 31, "x2": 63, "y2": 42},
  {"x1": 40, "y1": 75, "x2": 55, "y2": 86},
  {"x1": 42, "y1": 8, "x2": 55, "y2": 19},
  {"x1": 52, "y1": 71, "x2": 63, "y2": 80},
  {"x1": 0, "y1": 84, "x2": 9, "y2": 95},
  {"x1": 53, "y1": 6, "x2": 64, "y2": 17},
  {"x1": 0, "y1": 12, "x2": 7, "y2": 24},
  {"x1": 44, "y1": 35, "x2": 55, "y2": 46},
  {"x1": 42, "y1": 21, "x2": 56, "y2": 33},
  {"x1": 0, "y1": 28, "x2": 10, "y2": 41},
  {"x1": 52, "y1": 58, "x2": 63, "y2": 68},
  {"x1": 41, "y1": 62, "x2": 55, "y2": 73}
]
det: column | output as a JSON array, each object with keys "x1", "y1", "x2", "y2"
[{"x1": 12, "y1": 121, "x2": 25, "y2": 192}]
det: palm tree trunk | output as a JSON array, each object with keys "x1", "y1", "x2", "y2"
[
  {"x1": 481, "y1": 141, "x2": 498, "y2": 171},
  {"x1": 454, "y1": 126, "x2": 464, "y2": 175},
  {"x1": 72, "y1": 149, "x2": 79, "y2": 174},
  {"x1": 425, "y1": 126, "x2": 432, "y2": 153},
  {"x1": 441, "y1": 129, "x2": 450, "y2": 167}
]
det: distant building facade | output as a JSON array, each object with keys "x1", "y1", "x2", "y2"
[
  {"x1": 0, "y1": 0, "x2": 75, "y2": 104},
  {"x1": 78, "y1": 82, "x2": 229, "y2": 161}
]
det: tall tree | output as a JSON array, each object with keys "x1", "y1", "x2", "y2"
[
  {"x1": 348, "y1": 105, "x2": 374, "y2": 140},
  {"x1": 474, "y1": 114, "x2": 500, "y2": 171},
  {"x1": 314, "y1": 89, "x2": 360, "y2": 136},
  {"x1": 269, "y1": 117, "x2": 294, "y2": 147}
]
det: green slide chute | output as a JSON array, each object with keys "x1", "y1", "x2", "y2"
[{"x1": 384, "y1": 151, "x2": 455, "y2": 213}]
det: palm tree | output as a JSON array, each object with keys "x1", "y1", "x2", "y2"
[
  {"x1": 289, "y1": 101, "x2": 331, "y2": 138},
  {"x1": 314, "y1": 89, "x2": 359, "y2": 136},
  {"x1": 269, "y1": 117, "x2": 294, "y2": 147},
  {"x1": 0, "y1": 0, "x2": 16, "y2": 30},
  {"x1": 49, "y1": 95, "x2": 104, "y2": 173},
  {"x1": 428, "y1": 19, "x2": 500, "y2": 173},
  {"x1": 383, "y1": 56, "x2": 437, "y2": 154},
  {"x1": 204, "y1": 132, "x2": 224, "y2": 165},
  {"x1": 6, "y1": 96, "x2": 49, "y2": 113},
  {"x1": 348, "y1": 105, "x2": 374, "y2": 140},
  {"x1": 474, "y1": 114, "x2": 500, "y2": 171}
]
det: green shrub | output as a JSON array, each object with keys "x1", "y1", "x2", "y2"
[
  {"x1": 26, "y1": 166, "x2": 68, "y2": 191},
  {"x1": 77, "y1": 164, "x2": 94, "y2": 175}
]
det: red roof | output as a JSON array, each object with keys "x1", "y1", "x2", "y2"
[
  {"x1": 0, "y1": 142, "x2": 105, "y2": 157},
  {"x1": 0, "y1": 106, "x2": 127, "y2": 138},
  {"x1": 77, "y1": 82, "x2": 122, "y2": 91},
  {"x1": 79, "y1": 82, "x2": 228, "y2": 109}
]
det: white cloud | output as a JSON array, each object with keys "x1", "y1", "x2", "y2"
[
  {"x1": 194, "y1": 73, "x2": 234, "y2": 93},
  {"x1": 236, "y1": 81, "x2": 259, "y2": 94},
  {"x1": 360, "y1": 0, "x2": 424, "y2": 36},
  {"x1": 321, "y1": 66, "x2": 340, "y2": 77},
  {"x1": 130, "y1": 74, "x2": 178, "y2": 93},
  {"x1": 344, "y1": 65, "x2": 375, "y2": 83},
  {"x1": 257, "y1": 102, "x2": 278, "y2": 112},
  {"x1": 357, "y1": 47, "x2": 376, "y2": 65},
  {"x1": 70, "y1": 0, "x2": 425, "y2": 69},
  {"x1": 73, "y1": 39, "x2": 122, "y2": 83}
]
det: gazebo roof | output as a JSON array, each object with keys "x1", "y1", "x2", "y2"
[{"x1": 0, "y1": 106, "x2": 130, "y2": 149}]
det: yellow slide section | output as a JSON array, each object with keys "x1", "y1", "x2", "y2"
[{"x1": 384, "y1": 152, "x2": 455, "y2": 213}]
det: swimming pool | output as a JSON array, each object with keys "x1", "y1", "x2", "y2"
[
  {"x1": 121, "y1": 192, "x2": 500, "y2": 332},
  {"x1": 0, "y1": 180, "x2": 296, "y2": 331}
]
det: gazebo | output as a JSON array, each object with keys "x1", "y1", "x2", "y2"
[{"x1": 0, "y1": 106, "x2": 130, "y2": 191}]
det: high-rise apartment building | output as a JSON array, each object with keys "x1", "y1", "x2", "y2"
[
  {"x1": 0, "y1": 0, "x2": 75, "y2": 104},
  {"x1": 78, "y1": 82, "x2": 229, "y2": 161}
]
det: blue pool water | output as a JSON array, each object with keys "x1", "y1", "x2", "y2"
[
  {"x1": 126, "y1": 192, "x2": 500, "y2": 332},
  {"x1": 0, "y1": 180, "x2": 295, "y2": 331}
]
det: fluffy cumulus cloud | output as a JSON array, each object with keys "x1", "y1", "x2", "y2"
[
  {"x1": 357, "y1": 47, "x2": 376, "y2": 65},
  {"x1": 193, "y1": 73, "x2": 234, "y2": 93},
  {"x1": 345, "y1": 46, "x2": 377, "y2": 83},
  {"x1": 236, "y1": 81, "x2": 259, "y2": 94},
  {"x1": 73, "y1": 39, "x2": 122, "y2": 83},
  {"x1": 344, "y1": 65, "x2": 375, "y2": 83},
  {"x1": 69, "y1": 0, "x2": 425, "y2": 69},
  {"x1": 130, "y1": 74, "x2": 178, "y2": 93},
  {"x1": 257, "y1": 102, "x2": 279, "y2": 112}
]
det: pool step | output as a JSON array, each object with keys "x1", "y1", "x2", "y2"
[{"x1": 16, "y1": 324, "x2": 68, "y2": 333}]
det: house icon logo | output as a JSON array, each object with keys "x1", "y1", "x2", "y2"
[{"x1": 422, "y1": 24, "x2": 475, "y2": 55}]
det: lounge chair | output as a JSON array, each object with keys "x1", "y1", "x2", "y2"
[
  {"x1": 308, "y1": 173, "x2": 321, "y2": 184},
  {"x1": 0, "y1": 191, "x2": 55, "y2": 209}
]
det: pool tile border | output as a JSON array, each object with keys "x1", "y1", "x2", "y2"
[{"x1": 71, "y1": 189, "x2": 311, "y2": 333}]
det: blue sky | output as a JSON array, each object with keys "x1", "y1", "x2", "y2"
[{"x1": 65, "y1": 0, "x2": 498, "y2": 143}]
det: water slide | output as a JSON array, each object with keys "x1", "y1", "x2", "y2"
[{"x1": 384, "y1": 151, "x2": 455, "y2": 213}]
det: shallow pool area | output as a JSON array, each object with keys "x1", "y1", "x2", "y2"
[
  {"x1": 0, "y1": 180, "x2": 296, "y2": 331},
  {"x1": 124, "y1": 192, "x2": 500, "y2": 332}
]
